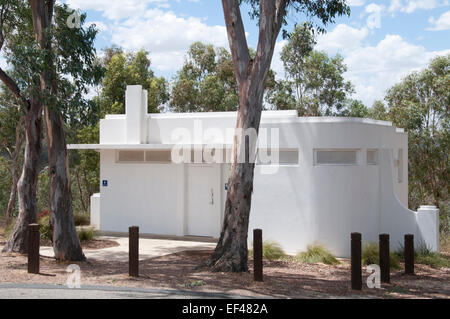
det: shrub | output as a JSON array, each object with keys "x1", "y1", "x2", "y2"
[
  {"x1": 249, "y1": 241, "x2": 287, "y2": 261},
  {"x1": 362, "y1": 242, "x2": 400, "y2": 270},
  {"x1": 77, "y1": 228, "x2": 94, "y2": 242},
  {"x1": 4, "y1": 218, "x2": 15, "y2": 237},
  {"x1": 38, "y1": 214, "x2": 52, "y2": 241},
  {"x1": 414, "y1": 244, "x2": 450, "y2": 268},
  {"x1": 185, "y1": 280, "x2": 206, "y2": 288},
  {"x1": 38, "y1": 209, "x2": 50, "y2": 220},
  {"x1": 73, "y1": 213, "x2": 90, "y2": 226},
  {"x1": 295, "y1": 244, "x2": 340, "y2": 265}
]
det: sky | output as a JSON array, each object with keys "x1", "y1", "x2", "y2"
[{"x1": 61, "y1": 0, "x2": 450, "y2": 107}]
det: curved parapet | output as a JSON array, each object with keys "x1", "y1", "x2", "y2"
[{"x1": 379, "y1": 149, "x2": 439, "y2": 252}]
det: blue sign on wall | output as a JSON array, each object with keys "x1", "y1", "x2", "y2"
[
  {"x1": 102, "y1": 180, "x2": 108, "y2": 187},
  {"x1": 224, "y1": 183, "x2": 228, "y2": 190}
]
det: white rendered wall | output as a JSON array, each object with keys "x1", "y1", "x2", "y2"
[
  {"x1": 90, "y1": 96, "x2": 440, "y2": 257},
  {"x1": 99, "y1": 150, "x2": 185, "y2": 236},
  {"x1": 90, "y1": 193, "x2": 100, "y2": 229},
  {"x1": 246, "y1": 120, "x2": 412, "y2": 257}
]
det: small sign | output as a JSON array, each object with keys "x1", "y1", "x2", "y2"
[
  {"x1": 224, "y1": 183, "x2": 228, "y2": 190},
  {"x1": 102, "y1": 180, "x2": 108, "y2": 187}
]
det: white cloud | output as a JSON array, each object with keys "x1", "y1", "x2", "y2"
[
  {"x1": 271, "y1": 40, "x2": 288, "y2": 79},
  {"x1": 110, "y1": 9, "x2": 228, "y2": 72},
  {"x1": 316, "y1": 24, "x2": 369, "y2": 53},
  {"x1": 347, "y1": 0, "x2": 367, "y2": 6},
  {"x1": 86, "y1": 21, "x2": 108, "y2": 32},
  {"x1": 65, "y1": 1, "x2": 229, "y2": 73},
  {"x1": 272, "y1": 24, "x2": 450, "y2": 106},
  {"x1": 427, "y1": 10, "x2": 450, "y2": 30},
  {"x1": 66, "y1": 0, "x2": 170, "y2": 20},
  {"x1": 388, "y1": 0, "x2": 449, "y2": 14}
]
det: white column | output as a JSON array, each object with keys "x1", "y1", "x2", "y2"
[
  {"x1": 125, "y1": 85, "x2": 147, "y2": 144},
  {"x1": 417, "y1": 205, "x2": 440, "y2": 252}
]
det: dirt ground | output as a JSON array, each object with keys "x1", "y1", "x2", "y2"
[
  {"x1": 1, "y1": 220, "x2": 449, "y2": 299},
  {"x1": 1, "y1": 248, "x2": 449, "y2": 298}
]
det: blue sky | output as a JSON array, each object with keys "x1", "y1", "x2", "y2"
[{"x1": 63, "y1": 0, "x2": 450, "y2": 106}]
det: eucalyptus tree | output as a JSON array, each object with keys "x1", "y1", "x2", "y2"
[
  {"x1": 266, "y1": 23, "x2": 353, "y2": 115},
  {"x1": 170, "y1": 42, "x2": 238, "y2": 112},
  {"x1": 1, "y1": 1, "x2": 102, "y2": 260},
  {"x1": 208, "y1": 0, "x2": 350, "y2": 272},
  {"x1": 0, "y1": 88, "x2": 24, "y2": 226},
  {"x1": 99, "y1": 48, "x2": 169, "y2": 116},
  {"x1": 385, "y1": 54, "x2": 449, "y2": 215}
]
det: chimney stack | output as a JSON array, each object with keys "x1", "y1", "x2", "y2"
[{"x1": 125, "y1": 85, "x2": 148, "y2": 144}]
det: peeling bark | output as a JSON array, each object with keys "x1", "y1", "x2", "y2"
[
  {"x1": 209, "y1": 0, "x2": 286, "y2": 272},
  {"x1": 5, "y1": 116, "x2": 25, "y2": 227},
  {"x1": 2, "y1": 100, "x2": 42, "y2": 254},
  {"x1": 31, "y1": 0, "x2": 85, "y2": 261}
]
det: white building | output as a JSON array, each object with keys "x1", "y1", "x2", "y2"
[{"x1": 69, "y1": 85, "x2": 440, "y2": 257}]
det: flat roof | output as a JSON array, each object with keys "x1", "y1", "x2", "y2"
[{"x1": 68, "y1": 143, "x2": 234, "y2": 150}]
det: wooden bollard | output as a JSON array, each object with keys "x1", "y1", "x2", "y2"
[
  {"x1": 379, "y1": 234, "x2": 390, "y2": 283},
  {"x1": 351, "y1": 232, "x2": 362, "y2": 290},
  {"x1": 404, "y1": 234, "x2": 414, "y2": 275},
  {"x1": 129, "y1": 226, "x2": 139, "y2": 277},
  {"x1": 27, "y1": 223, "x2": 40, "y2": 274},
  {"x1": 253, "y1": 229, "x2": 263, "y2": 282}
]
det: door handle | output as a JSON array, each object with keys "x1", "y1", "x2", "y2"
[{"x1": 210, "y1": 188, "x2": 214, "y2": 205}]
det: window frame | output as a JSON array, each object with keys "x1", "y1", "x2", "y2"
[{"x1": 313, "y1": 149, "x2": 360, "y2": 166}]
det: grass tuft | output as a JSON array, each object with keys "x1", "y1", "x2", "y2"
[
  {"x1": 249, "y1": 241, "x2": 287, "y2": 261},
  {"x1": 295, "y1": 244, "x2": 340, "y2": 265},
  {"x1": 362, "y1": 242, "x2": 401, "y2": 270},
  {"x1": 73, "y1": 213, "x2": 90, "y2": 226},
  {"x1": 77, "y1": 228, "x2": 94, "y2": 242}
]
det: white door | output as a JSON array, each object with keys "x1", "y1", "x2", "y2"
[{"x1": 187, "y1": 165, "x2": 218, "y2": 237}]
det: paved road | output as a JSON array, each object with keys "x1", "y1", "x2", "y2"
[{"x1": 0, "y1": 283, "x2": 256, "y2": 299}]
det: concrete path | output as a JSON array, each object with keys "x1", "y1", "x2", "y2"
[
  {"x1": 0, "y1": 283, "x2": 255, "y2": 299},
  {"x1": 39, "y1": 236, "x2": 217, "y2": 262}
]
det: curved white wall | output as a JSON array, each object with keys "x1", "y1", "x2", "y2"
[{"x1": 87, "y1": 106, "x2": 440, "y2": 258}]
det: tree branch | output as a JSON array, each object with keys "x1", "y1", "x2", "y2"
[
  {"x1": 222, "y1": 0, "x2": 250, "y2": 84},
  {"x1": 253, "y1": 0, "x2": 287, "y2": 79},
  {"x1": 0, "y1": 68, "x2": 29, "y2": 107}
]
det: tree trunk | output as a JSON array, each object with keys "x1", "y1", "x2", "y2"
[
  {"x1": 2, "y1": 100, "x2": 42, "y2": 254},
  {"x1": 45, "y1": 108, "x2": 85, "y2": 261},
  {"x1": 208, "y1": 0, "x2": 286, "y2": 272},
  {"x1": 5, "y1": 117, "x2": 25, "y2": 226},
  {"x1": 75, "y1": 169, "x2": 87, "y2": 213},
  {"x1": 31, "y1": 0, "x2": 85, "y2": 261}
]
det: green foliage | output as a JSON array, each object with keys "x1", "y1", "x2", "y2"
[
  {"x1": 242, "y1": 0, "x2": 350, "y2": 36},
  {"x1": 0, "y1": 157, "x2": 12, "y2": 216},
  {"x1": 77, "y1": 228, "x2": 94, "y2": 242},
  {"x1": 73, "y1": 213, "x2": 90, "y2": 226},
  {"x1": 266, "y1": 25, "x2": 354, "y2": 115},
  {"x1": 339, "y1": 99, "x2": 369, "y2": 118},
  {"x1": 4, "y1": 217, "x2": 15, "y2": 237},
  {"x1": 295, "y1": 244, "x2": 340, "y2": 265},
  {"x1": 185, "y1": 280, "x2": 206, "y2": 288},
  {"x1": 362, "y1": 243, "x2": 401, "y2": 270},
  {"x1": 385, "y1": 54, "x2": 449, "y2": 236},
  {"x1": 249, "y1": 241, "x2": 287, "y2": 261},
  {"x1": 414, "y1": 244, "x2": 449, "y2": 268},
  {"x1": 99, "y1": 48, "x2": 169, "y2": 115},
  {"x1": 37, "y1": 167, "x2": 50, "y2": 213},
  {"x1": 38, "y1": 214, "x2": 52, "y2": 241},
  {"x1": 369, "y1": 100, "x2": 389, "y2": 121},
  {"x1": 170, "y1": 42, "x2": 238, "y2": 112}
]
